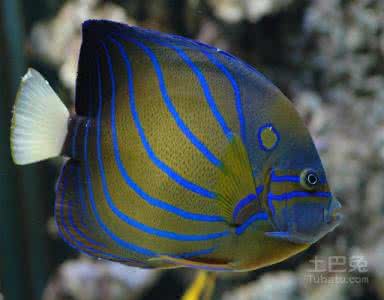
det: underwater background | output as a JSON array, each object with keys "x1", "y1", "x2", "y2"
[{"x1": 0, "y1": 0, "x2": 383, "y2": 299}]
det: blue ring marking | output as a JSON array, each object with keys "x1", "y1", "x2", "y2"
[
  {"x1": 112, "y1": 32, "x2": 221, "y2": 167},
  {"x1": 270, "y1": 170, "x2": 300, "y2": 183},
  {"x1": 108, "y1": 38, "x2": 216, "y2": 200},
  {"x1": 268, "y1": 191, "x2": 331, "y2": 202},
  {"x1": 57, "y1": 164, "x2": 146, "y2": 266},
  {"x1": 97, "y1": 42, "x2": 224, "y2": 223},
  {"x1": 200, "y1": 49, "x2": 246, "y2": 144},
  {"x1": 232, "y1": 185, "x2": 264, "y2": 221},
  {"x1": 257, "y1": 123, "x2": 280, "y2": 152},
  {"x1": 235, "y1": 212, "x2": 268, "y2": 235},
  {"x1": 96, "y1": 49, "x2": 229, "y2": 241},
  {"x1": 146, "y1": 38, "x2": 233, "y2": 141}
]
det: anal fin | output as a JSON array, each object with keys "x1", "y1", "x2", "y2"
[{"x1": 149, "y1": 256, "x2": 232, "y2": 271}]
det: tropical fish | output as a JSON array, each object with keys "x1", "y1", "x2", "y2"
[{"x1": 10, "y1": 20, "x2": 342, "y2": 272}]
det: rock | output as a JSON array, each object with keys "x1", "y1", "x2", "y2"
[
  {"x1": 208, "y1": 0, "x2": 295, "y2": 23},
  {"x1": 29, "y1": 0, "x2": 134, "y2": 100},
  {"x1": 42, "y1": 258, "x2": 159, "y2": 300},
  {"x1": 222, "y1": 272, "x2": 299, "y2": 300}
]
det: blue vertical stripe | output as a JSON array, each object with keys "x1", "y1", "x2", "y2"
[
  {"x1": 235, "y1": 212, "x2": 268, "y2": 235},
  {"x1": 57, "y1": 164, "x2": 149, "y2": 266},
  {"x1": 95, "y1": 48, "x2": 229, "y2": 241},
  {"x1": 97, "y1": 41, "x2": 224, "y2": 222},
  {"x1": 82, "y1": 84, "x2": 224, "y2": 257},
  {"x1": 71, "y1": 119, "x2": 90, "y2": 228},
  {"x1": 146, "y1": 37, "x2": 234, "y2": 141},
  {"x1": 108, "y1": 37, "x2": 216, "y2": 199},
  {"x1": 113, "y1": 33, "x2": 222, "y2": 167},
  {"x1": 232, "y1": 185, "x2": 264, "y2": 221},
  {"x1": 200, "y1": 49, "x2": 246, "y2": 143}
]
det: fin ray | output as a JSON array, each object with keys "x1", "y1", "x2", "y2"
[{"x1": 11, "y1": 69, "x2": 69, "y2": 165}]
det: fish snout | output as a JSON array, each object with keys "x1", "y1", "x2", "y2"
[
  {"x1": 325, "y1": 198, "x2": 343, "y2": 225},
  {"x1": 265, "y1": 197, "x2": 343, "y2": 244}
]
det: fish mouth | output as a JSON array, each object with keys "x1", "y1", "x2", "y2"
[{"x1": 265, "y1": 198, "x2": 344, "y2": 244}]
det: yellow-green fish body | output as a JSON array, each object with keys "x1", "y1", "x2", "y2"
[{"x1": 10, "y1": 20, "x2": 342, "y2": 271}]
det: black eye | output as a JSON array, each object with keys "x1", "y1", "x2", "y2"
[
  {"x1": 300, "y1": 170, "x2": 320, "y2": 190},
  {"x1": 306, "y1": 173, "x2": 319, "y2": 185}
]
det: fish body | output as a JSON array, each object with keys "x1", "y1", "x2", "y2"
[{"x1": 11, "y1": 20, "x2": 342, "y2": 271}]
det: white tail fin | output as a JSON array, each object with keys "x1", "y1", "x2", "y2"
[{"x1": 11, "y1": 68, "x2": 69, "y2": 165}]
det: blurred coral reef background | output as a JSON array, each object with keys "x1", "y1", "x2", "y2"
[{"x1": 0, "y1": 0, "x2": 384, "y2": 299}]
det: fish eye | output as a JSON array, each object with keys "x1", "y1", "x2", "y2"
[{"x1": 300, "y1": 169, "x2": 320, "y2": 190}]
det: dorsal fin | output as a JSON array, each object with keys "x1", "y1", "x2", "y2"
[
  {"x1": 75, "y1": 19, "x2": 222, "y2": 117},
  {"x1": 215, "y1": 136, "x2": 265, "y2": 225},
  {"x1": 75, "y1": 19, "x2": 275, "y2": 119},
  {"x1": 75, "y1": 21, "x2": 114, "y2": 116}
]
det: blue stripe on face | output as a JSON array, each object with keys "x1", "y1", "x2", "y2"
[
  {"x1": 268, "y1": 191, "x2": 331, "y2": 202},
  {"x1": 108, "y1": 37, "x2": 216, "y2": 200},
  {"x1": 267, "y1": 191, "x2": 331, "y2": 217},
  {"x1": 200, "y1": 49, "x2": 246, "y2": 143},
  {"x1": 270, "y1": 170, "x2": 300, "y2": 183},
  {"x1": 232, "y1": 185, "x2": 264, "y2": 220},
  {"x1": 113, "y1": 33, "x2": 221, "y2": 167},
  {"x1": 95, "y1": 50, "x2": 229, "y2": 241},
  {"x1": 146, "y1": 38, "x2": 233, "y2": 142},
  {"x1": 235, "y1": 212, "x2": 268, "y2": 235},
  {"x1": 270, "y1": 170, "x2": 325, "y2": 184}
]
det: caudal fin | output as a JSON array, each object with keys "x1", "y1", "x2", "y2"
[{"x1": 11, "y1": 68, "x2": 69, "y2": 165}]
